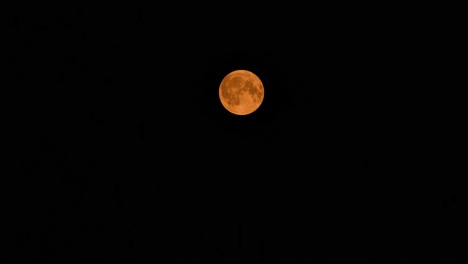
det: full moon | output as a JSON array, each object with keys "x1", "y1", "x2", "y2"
[{"x1": 219, "y1": 70, "x2": 264, "y2": 115}]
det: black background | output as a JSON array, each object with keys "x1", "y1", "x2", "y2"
[{"x1": 4, "y1": 3, "x2": 463, "y2": 262}]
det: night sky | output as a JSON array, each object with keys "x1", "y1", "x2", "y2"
[{"x1": 5, "y1": 4, "x2": 461, "y2": 262}]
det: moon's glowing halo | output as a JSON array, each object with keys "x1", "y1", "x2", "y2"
[{"x1": 218, "y1": 70, "x2": 265, "y2": 115}]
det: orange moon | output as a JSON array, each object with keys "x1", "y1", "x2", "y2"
[{"x1": 219, "y1": 70, "x2": 264, "y2": 115}]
